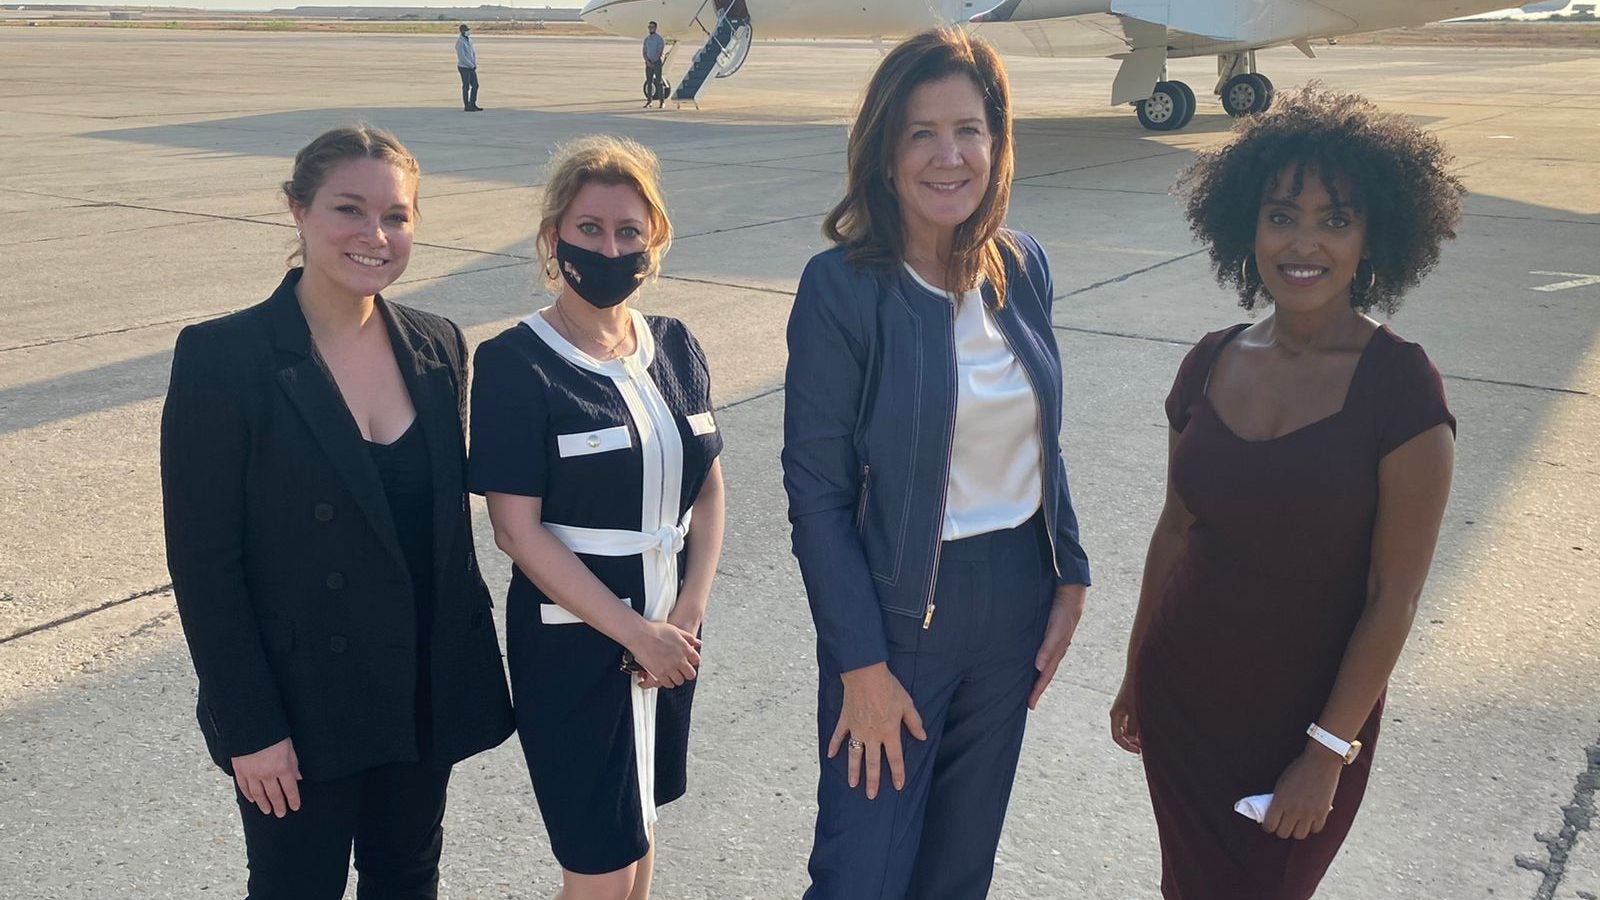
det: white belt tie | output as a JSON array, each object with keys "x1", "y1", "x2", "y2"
[{"x1": 543, "y1": 511, "x2": 693, "y2": 828}]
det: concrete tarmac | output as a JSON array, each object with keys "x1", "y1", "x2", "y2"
[{"x1": 1, "y1": 27, "x2": 1597, "y2": 900}]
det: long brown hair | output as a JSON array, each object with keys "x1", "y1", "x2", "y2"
[{"x1": 823, "y1": 28, "x2": 1017, "y2": 301}]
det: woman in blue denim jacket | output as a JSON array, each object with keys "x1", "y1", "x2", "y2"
[{"x1": 781, "y1": 28, "x2": 1092, "y2": 899}]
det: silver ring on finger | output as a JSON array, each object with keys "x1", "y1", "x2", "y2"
[{"x1": 847, "y1": 738, "x2": 865, "y2": 752}]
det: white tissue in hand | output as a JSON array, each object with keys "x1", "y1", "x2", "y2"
[{"x1": 1234, "y1": 793, "x2": 1273, "y2": 822}]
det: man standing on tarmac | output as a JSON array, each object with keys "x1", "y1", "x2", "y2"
[
  {"x1": 643, "y1": 21, "x2": 666, "y2": 108},
  {"x1": 456, "y1": 24, "x2": 482, "y2": 112}
]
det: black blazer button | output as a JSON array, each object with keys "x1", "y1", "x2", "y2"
[
  {"x1": 325, "y1": 572, "x2": 346, "y2": 590},
  {"x1": 313, "y1": 502, "x2": 335, "y2": 522},
  {"x1": 465, "y1": 553, "x2": 474, "y2": 573},
  {"x1": 329, "y1": 635, "x2": 348, "y2": 654}
]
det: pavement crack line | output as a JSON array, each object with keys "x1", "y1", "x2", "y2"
[
  {"x1": 676, "y1": 211, "x2": 828, "y2": 241},
  {"x1": 658, "y1": 274, "x2": 796, "y2": 297},
  {"x1": 0, "y1": 312, "x2": 221, "y2": 353},
  {"x1": 1058, "y1": 248, "x2": 1207, "y2": 298},
  {"x1": 1515, "y1": 727, "x2": 1599, "y2": 900},
  {"x1": 0, "y1": 583, "x2": 173, "y2": 648},
  {"x1": 1015, "y1": 148, "x2": 1193, "y2": 183}
]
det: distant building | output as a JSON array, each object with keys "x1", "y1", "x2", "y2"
[{"x1": 273, "y1": 5, "x2": 583, "y2": 22}]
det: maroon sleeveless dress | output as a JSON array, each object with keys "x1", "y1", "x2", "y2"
[{"x1": 1135, "y1": 324, "x2": 1455, "y2": 899}]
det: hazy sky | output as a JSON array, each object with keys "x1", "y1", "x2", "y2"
[
  {"x1": 16, "y1": 1, "x2": 1554, "y2": 17},
  {"x1": 23, "y1": 0, "x2": 588, "y2": 8}
]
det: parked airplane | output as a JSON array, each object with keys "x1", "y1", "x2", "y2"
[{"x1": 579, "y1": 0, "x2": 1545, "y2": 130}]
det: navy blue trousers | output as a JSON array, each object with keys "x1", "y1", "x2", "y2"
[{"x1": 805, "y1": 514, "x2": 1055, "y2": 900}]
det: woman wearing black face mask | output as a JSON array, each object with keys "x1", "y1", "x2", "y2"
[{"x1": 468, "y1": 135, "x2": 725, "y2": 899}]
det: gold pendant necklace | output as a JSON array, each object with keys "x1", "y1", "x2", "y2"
[{"x1": 554, "y1": 301, "x2": 630, "y2": 360}]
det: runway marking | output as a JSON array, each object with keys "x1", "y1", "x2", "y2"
[{"x1": 1531, "y1": 271, "x2": 1600, "y2": 292}]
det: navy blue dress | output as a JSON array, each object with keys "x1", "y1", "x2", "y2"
[{"x1": 469, "y1": 309, "x2": 721, "y2": 875}]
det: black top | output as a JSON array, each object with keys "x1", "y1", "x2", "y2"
[{"x1": 366, "y1": 418, "x2": 436, "y2": 758}]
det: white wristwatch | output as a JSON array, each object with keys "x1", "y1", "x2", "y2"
[{"x1": 1306, "y1": 723, "x2": 1362, "y2": 765}]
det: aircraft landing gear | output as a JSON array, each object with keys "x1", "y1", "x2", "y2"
[
  {"x1": 1137, "y1": 80, "x2": 1196, "y2": 132},
  {"x1": 1216, "y1": 51, "x2": 1276, "y2": 119},
  {"x1": 1222, "y1": 72, "x2": 1274, "y2": 117}
]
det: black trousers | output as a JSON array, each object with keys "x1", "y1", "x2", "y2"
[
  {"x1": 457, "y1": 66, "x2": 479, "y2": 108},
  {"x1": 236, "y1": 761, "x2": 452, "y2": 900}
]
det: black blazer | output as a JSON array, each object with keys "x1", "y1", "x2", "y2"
[{"x1": 161, "y1": 269, "x2": 514, "y2": 781}]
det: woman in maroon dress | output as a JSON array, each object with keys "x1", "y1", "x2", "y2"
[{"x1": 1110, "y1": 89, "x2": 1465, "y2": 898}]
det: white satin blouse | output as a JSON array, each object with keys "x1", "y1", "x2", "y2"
[{"x1": 904, "y1": 264, "x2": 1044, "y2": 540}]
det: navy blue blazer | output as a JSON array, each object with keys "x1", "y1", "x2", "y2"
[
  {"x1": 781, "y1": 231, "x2": 1091, "y2": 675},
  {"x1": 161, "y1": 269, "x2": 514, "y2": 781}
]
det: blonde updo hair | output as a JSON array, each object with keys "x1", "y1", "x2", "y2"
[
  {"x1": 283, "y1": 125, "x2": 420, "y2": 267},
  {"x1": 537, "y1": 135, "x2": 673, "y2": 292}
]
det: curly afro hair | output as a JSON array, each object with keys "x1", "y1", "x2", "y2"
[{"x1": 1177, "y1": 87, "x2": 1466, "y2": 315}]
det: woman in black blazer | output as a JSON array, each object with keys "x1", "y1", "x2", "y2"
[{"x1": 160, "y1": 125, "x2": 513, "y2": 900}]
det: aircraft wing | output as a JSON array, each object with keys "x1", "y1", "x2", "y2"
[
  {"x1": 969, "y1": 10, "x2": 1141, "y2": 59},
  {"x1": 1106, "y1": 0, "x2": 1356, "y2": 45},
  {"x1": 970, "y1": 0, "x2": 1359, "y2": 60}
]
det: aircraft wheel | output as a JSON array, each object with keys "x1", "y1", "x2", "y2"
[
  {"x1": 1256, "y1": 74, "x2": 1276, "y2": 111},
  {"x1": 1223, "y1": 73, "x2": 1272, "y2": 117},
  {"x1": 1174, "y1": 80, "x2": 1197, "y2": 117},
  {"x1": 1137, "y1": 81, "x2": 1195, "y2": 132}
]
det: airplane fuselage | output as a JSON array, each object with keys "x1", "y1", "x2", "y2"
[
  {"x1": 581, "y1": 0, "x2": 977, "y2": 42},
  {"x1": 581, "y1": 0, "x2": 1520, "y2": 45},
  {"x1": 579, "y1": 0, "x2": 1533, "y2": 130}
]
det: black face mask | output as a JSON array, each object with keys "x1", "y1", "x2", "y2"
[{"x1": 555, "y1": 239, "x2": 649, "y2": 309}]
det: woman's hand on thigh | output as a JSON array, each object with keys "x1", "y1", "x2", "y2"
[
  {"x1": 1030, "y1": 585, "x2": 1087, "y2": 710},
  {"x1": 828, "y1": 663, "x2": 927, "y2": 800},
  {"x1": 1263, "y1": 749, "x2": 1341, "y2": 839},
  {"x1": 232, "y1": 737, "x2": 302, "y2": 818},
  {"x1": 1109, "y1": 676, "x2": 1143, "y2": 754}
]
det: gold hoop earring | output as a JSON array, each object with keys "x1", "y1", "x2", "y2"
[
  {"x1": 1351, "y1": 259, "x2": 1377, "y2": 300},
  {"x1": 1240, "y1": 255, "x2": 1258, "y2": 288}
]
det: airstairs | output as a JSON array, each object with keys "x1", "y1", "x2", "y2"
[{"x1": 671, "y1": 0, "x2": 753, "y2": 105}]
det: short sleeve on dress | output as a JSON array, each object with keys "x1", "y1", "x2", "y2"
[
  {"x1": 1377, "y1": 341, "x2": 1456, "y2": 458},
  {"x1": 468, "y1": 335, "x2": 549, "y2": 497},
  {"x1": 1166, "y1": 334, "x2": 1217, "y2": 433},
  {"x1": 681, "y1": 323, "x2": 724, "y2": 460}
]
